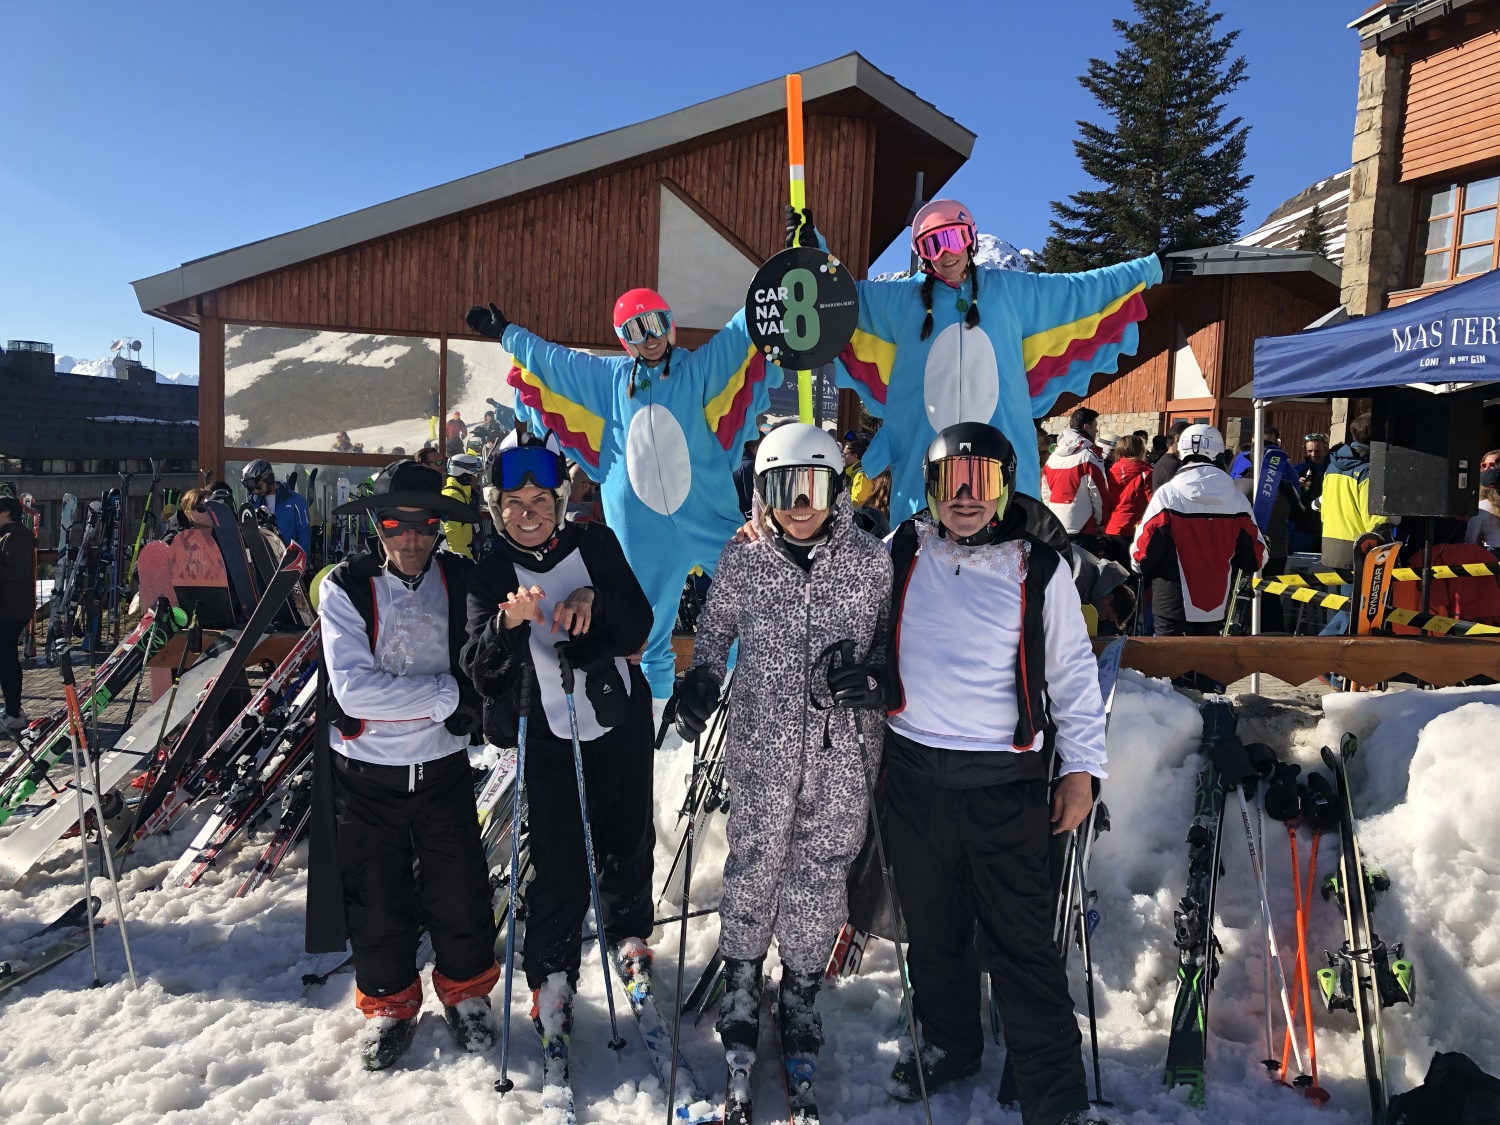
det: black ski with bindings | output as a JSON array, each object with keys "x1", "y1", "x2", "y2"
[
  {"x1": 121, "y1": 547, "x2": 306, "y2": 853},
  {"x1": 0, "y1": 897, "x2": 104, "y2": 996},
  {"x1": 1162, "y1": 698, "x2": 1238, "y2": 1106},
  {"x1": 1318, "y1": 734, "x2": 1415, "y2": 1125}
]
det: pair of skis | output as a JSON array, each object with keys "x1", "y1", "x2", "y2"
[{"x1": 0, "y1": 897, "x2": 108, "y2": 998}]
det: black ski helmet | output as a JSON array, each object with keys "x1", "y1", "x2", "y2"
[
  {"x1": 922, "y1": 422, "x2": 1016, "y2": 528},
  {"x1": 241, "y1": 459, "x2": 275, "y2": 491}
]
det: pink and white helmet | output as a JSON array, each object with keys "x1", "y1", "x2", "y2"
[{"x1": 911, "y1": 199, "x2": 977, "y2": 269}]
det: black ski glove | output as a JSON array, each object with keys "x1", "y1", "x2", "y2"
[
  {"x1": 444, "y1": 681, "x2": 484, "y2": 737},
  {"x1": 577, "y1": 655, "x2": 630, "y2": 728},
  {"x1": 673, "y1": 665, "x2": 722, "y2": 742},
  {"x1": 826, "y1": 660, "x2": 886, "y2": 710},
  {"x1": 465, "y1": 302, "x2": 510, "y2": 340},
  {"x1": 785, "y1": 205, "x2": 818, "y2": 249}
]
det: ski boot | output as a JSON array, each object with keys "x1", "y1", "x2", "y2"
[
  {"x1": 443, "y1": 995, "x2": 498, "y2": 1052},
  {"x1": 718, "y1": 957, "x2": 764, "y2": 1125},
  {"x1": 612, "y1": 936, "x2": 653, "y2": 1006},
  {"x1": 778, "y1": 968, "x2": 824, "y2": 1124},
  {"x1": 358, "y1": 1016, "x2": 417, "y2": 1071},
  {"x1": 886, "y1": 1037, "x2": 980, "y2": 1102},
  {"x1": 532, "y1": 973, "x2": 577, "y2": 1119}
]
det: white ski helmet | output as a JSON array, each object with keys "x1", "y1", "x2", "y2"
[
  {"x1": 1177, "y1": 423, "x2": 1226, "y2": 463},
  {"x1": 754, "y1": 422, "x2": 843, "y2": 510},
  {"x1": 447, "y1": 453, "x2": 481, "y2": 480}
]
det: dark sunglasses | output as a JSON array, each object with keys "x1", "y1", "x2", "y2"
[{"x1": 377, "y1": 512, "x2": 442, "y2": 537}]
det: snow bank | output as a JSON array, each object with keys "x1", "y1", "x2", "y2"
[{"x1": 2, "y1": 677, "x2": 1498, "y2": 1123}]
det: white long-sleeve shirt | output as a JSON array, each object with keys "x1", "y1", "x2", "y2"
[
  {"x1": 888, "y1": 529, "x2": 1108, "y2": 778},
  {"x1": 320, "y1": 565, "x2": 466, "y2": 767}
]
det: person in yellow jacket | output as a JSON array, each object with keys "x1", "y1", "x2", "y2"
[
  {"x1": 1318, "y1": 413, "x2": 1394, "y2": 638},
  {"x1": 842, "y1": 436, "x2": 874, "y2": 507},
  {"x1": 441, "y1": 454, "x2": 482, "y2": 559}
]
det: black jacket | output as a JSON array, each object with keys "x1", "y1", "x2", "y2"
[
  {"x1": 0, "y1": 521, "x2": 37, "y2": 622},
  {"x1": 460, "y1": 521, "x2": 652, "y2": 746}
]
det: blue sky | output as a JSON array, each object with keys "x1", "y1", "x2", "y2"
[{"x1": 2, "y1": 0, "x2": 1365, "y2": 378}]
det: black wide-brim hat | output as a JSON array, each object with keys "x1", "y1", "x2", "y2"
[{"x1": 332, "y1": 460, "x2": 475, "y2": 523}]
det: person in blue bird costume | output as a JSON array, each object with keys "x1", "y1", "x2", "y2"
[
  {"x1": 464, "y1": 290, "x2": 781, "y2": 699},
  {"x1": 792, "y1": 201, "x2": 1166, "y2": 522}
]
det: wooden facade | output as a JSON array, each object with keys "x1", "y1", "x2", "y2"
[
  {"x1": 135, "y1": 56, "x2": 973, "y2": 475},
  {"x1": 1399, "y1": 4, "x2": 1500, "y2": 182}
]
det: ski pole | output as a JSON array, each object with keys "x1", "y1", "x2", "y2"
[
  {"x1": 555, "y1": 642, "x2": 628, "y2": 1054},
  {"x1": 1073, "y1": 817, "x2": 1110, "y2": 1107},
  {"x1": 785, "y1": 72, "x2": 814, "y2": 425},
  {"x1": 666, "y1": 728, "x2": 698, "y2": 1124},
  {"x1": 61, "y1": 651, "x2": 137, "y2": 989},
  {"x1": 832, "y1": 640, "x2": 932, "y2": 1125},
  {"x1": 495, "y1": 671, "x2": 532, "y2": 1095}
]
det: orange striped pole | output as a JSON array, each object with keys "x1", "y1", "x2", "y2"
[{"x1": 785, "y1": 74, "x2": 813, "y2": 423}]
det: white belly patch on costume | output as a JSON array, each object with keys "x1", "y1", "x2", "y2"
[
  {"x1": 626, "y1": 403, "x2": 692, "y2": 516},
  {"x1": 923, "y1": 322, "x2": 1000, "y2": 434}
]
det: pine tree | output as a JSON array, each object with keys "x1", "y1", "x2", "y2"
[
  {"x1": 1043, "y1": 0, "x2": 1252, "y2": 272},
  {"x1": 1295, "y1": 201, "x2": 1329, "y2": 256}
]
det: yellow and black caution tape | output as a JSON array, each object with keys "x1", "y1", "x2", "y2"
[
  {"x1": 1250, "y1": 576, "x2": 1500, "y2": 635},
  {"x1": 1382, "y1": 608, "x2": 1500, "y2": 636},
  {"x1": 1258, "y1": 570, "x2": 1353, "y2": 589},
  {"x1": 1251, "y1": 576, "x2": 1351, "y2": 610},
  {"x1": 1272, "y1": 560, "x2": 1500, "y2": 586},
  {"x1": 1390, "y1": 562, "x2": 1500, "y2": 582}
]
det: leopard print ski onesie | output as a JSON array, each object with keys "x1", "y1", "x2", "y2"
[{"x1": 691, "y1": 495, "x2": 892, "y2": 974}]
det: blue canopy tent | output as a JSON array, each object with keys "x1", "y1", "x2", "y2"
[
  {"x1": 1253, "y1": 266, "x2": 1500, "y2": 400},
  {"x1": 1242, "y1": 268, "x2": 1500, "y2": 680}
]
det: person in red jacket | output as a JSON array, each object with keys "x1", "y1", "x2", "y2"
[
  {"x1": 1040, "y1": 409, "x2": 1110, "y2": 537},
  {"x1": 1104, "y1": 434, "x2": 1153, "y2": 541}
]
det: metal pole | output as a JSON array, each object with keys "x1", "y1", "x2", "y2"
[{"x1": 1250, "y1": 401, "x2": 1266, "y2": 694}]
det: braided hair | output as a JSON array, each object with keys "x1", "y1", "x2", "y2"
[
  {"x1": 918, "y1": 253, "x2": 982, "y2": 341},
  {"x1": 625, "y1": 346, "x2": 674, "y2": 399}
]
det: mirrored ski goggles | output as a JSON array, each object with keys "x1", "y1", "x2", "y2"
[
  {"x1": 915, "y1": 224, "x2": 974, "y2": 262},
  {"x1": 376, "y1": 509, "x2": 442, "y2": 537},
  {"x1": 758, "y1": 466, "x2": 836, "y2": 511},
  {"x1": 926, "y1": 455, "x2": 1005, "y2": 502},
  {"x1": 497, "y1": 446, "x2": 565, "y2": 491},
  {"x1": 615, "y1": 309, "x2": 672, "y2": 345}
]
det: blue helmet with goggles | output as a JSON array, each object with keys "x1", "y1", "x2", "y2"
[{"x1": 485, "y1": 431, "x2": 573, "y2": 538}]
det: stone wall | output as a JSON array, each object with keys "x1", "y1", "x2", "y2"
[
  {"x1": 1341, "y1": 42, "x2": 1413, "y2": 318},
  {"x1": 1039, "y1": 410, "x2": 1163, "y2": 442}
]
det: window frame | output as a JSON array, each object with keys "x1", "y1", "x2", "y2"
[{"x1": 1412, "y1": 166, "x2": 1500, "y2": 288}]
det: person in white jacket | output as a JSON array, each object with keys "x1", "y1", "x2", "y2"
[
  {"x1": 316, "y1": 460, "x2": 496, "y2": 1072},
  {"x1": 1040, "y1": 411, "x2": 1110, "y2": 537}
]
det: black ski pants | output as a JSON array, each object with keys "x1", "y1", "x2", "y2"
[
  {"x1": 0, "y1": 619, "x2": 24, "y2": 717},
  {"x1": 522, "y1": 675, "x2": 654, "y2": 990},
  {"x1": 333, "y1": 749, "x2": 497, "y2": 998},
  {"x1": 1151, "y1": 578, "x2": 1224, "y2": 636},
  {"x1": 887, "y1": 761, "x2": 1089, "y2": 1125}
]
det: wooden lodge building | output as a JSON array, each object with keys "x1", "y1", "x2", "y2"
[{"x1": 131, "y1": 53, "x2": 975, "y2": 490}]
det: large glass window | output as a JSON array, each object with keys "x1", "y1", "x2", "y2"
[
  {"x1": 1415, "y1": 170, "x2": 1500, "y2": 286},
  {"x1": 445, "y1": 339, "x2": 518, "y2": 447},
  {"x1": 224, "y1": 326, "x2": 440, "y2": 456}
]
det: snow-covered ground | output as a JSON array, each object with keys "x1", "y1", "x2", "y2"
[{"x1": 2, "y1": 675, "x2": 1497, "y2": 1123}]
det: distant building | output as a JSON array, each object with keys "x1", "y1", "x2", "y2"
[{"x1": 0, "y1": 340, "x2": 198, "y2": 546}]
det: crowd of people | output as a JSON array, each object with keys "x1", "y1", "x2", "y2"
[{"x1": 12, "y1": 191, "x2": 1500, "y2": 1125}]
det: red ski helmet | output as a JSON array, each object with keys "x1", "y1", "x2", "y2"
[
  {"x1": 612, "y1": 288, "x2": 676, "y2": 357},
  {"x1": 911, "y1": 199, "x2": 977, "y2": 271}
]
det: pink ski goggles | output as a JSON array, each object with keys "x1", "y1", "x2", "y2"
[{"x1": 914, "y1": 224, "x2": 974, "y2": 263}]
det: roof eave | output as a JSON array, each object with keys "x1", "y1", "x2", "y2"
[
  {"x1": 132, "y1": 52, "x2": 974, "y2": 316},
  {"x1": 1167, "y1": 248, "x2": 1343, "y2": 288}
]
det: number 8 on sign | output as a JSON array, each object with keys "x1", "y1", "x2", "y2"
[{"x1": 744, "y1": 246, "x2": 858, "y2": 372}]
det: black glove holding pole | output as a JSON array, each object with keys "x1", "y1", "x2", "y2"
[
  {"x1": 465, "y1": 302, "x2": 510, "y2": 340},
  {"x1": 785, "y1": 205, "x2": 818, "y2": 250},
  {"x1": 826, "y1": 639, "x2": 886, "y2": 710},
  {"x1": 673, "y1": 666, "x2": 722, "y2": 742}
]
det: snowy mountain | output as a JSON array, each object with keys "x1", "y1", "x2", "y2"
[
  {"x1": 1237, "y1": 170, "x2": 1350, "y2": 263},
  {"x1": 871, "y1": 232, "x2": 1036, "y2": 281},
  {"x1": 54, "y1": 354, "x2": 197, "y2": 386}
]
